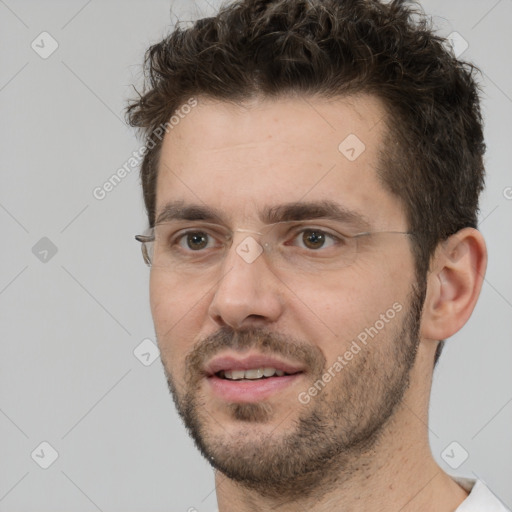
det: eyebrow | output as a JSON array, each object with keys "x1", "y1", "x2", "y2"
[
  {"x1": 155, "y1": 201, "x2": 225, "y2": 225},
  {"x1": 155, "y1": 200, "x2": 371, "y2": 230}
]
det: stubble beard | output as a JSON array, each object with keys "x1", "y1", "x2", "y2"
[{"x1": 161, "y1": 282, "x2": 425, "y2": 500}]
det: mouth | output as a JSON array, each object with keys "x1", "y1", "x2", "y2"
[
  {"x1": 217, "y1": 367, "x2": 293, "y2": 380},
  {"x1": 204, "y1": 354, "x2": 305, "y2": 403}
]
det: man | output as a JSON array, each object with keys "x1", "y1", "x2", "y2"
[{"x1": 127, "y1": 0, "x2": 507, "y2": 510}]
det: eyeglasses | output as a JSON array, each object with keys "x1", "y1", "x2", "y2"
[{"x1": 135, "y1": 220, "x2": 415, "y2": 274}]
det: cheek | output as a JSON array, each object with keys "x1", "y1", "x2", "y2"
[
  {"x1": 288, "y1": 264, "x2": 411, "y2": 358},
  {"x1": 149, "y1": 272, "x2": 207, "y2": 363}
]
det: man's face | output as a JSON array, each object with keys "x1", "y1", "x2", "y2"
[{"x1": 150, "y1": 94, "x2": 422, "y2": 495}]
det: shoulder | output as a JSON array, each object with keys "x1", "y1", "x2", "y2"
[{"x1": 453, "y1": 478, "x2": 511, "y2": 512}]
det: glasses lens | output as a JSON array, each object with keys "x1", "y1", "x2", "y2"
[
  {"x1": 140, "y1": 221, "x2": 364, "y2": 273},
  {"x1": 261, "y1": 223, "x2": 358, "y2": 271},
  {"x1": 137, "y1": 221, "x2": 412, "y2": 274}
]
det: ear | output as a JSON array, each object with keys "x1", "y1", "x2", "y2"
[{"x1": 420, "y1": 228, "x2": 487, "y2": 341}]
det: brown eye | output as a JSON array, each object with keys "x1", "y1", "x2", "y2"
[
  {"x1": 184, "y1": 232, "x2": 210, "y2": 250},
  {"x1": 302, "y1": 230, "x2": 326, "y2": 249}
]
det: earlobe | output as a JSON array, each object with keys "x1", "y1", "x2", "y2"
[{"x1": 420, "y1": 228, "x2": 487, "y2": 341}]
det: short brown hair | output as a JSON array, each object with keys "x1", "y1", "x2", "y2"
[{"x1": 126, "y1": 0, "x2": 486, "y2": 361}]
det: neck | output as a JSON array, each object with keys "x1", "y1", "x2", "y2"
[{"x1": 215, "y1": 357, "x2": 468, "y2": 512}]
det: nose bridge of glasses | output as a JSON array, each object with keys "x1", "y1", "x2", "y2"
[
  {"x1": 228, "y1": 226, "x2": 271, "y2": 266},
  {"x1": 234, "y1": 227, "x2": 263, "y2": 235},
  {"x1": 232, "y1": 222, "x2": 296, "y2": 269}
]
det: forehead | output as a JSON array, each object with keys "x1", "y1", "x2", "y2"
[{"x1": 156, "y1": 94, "x2": 405, "y2": 230}]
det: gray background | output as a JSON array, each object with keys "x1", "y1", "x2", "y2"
[{"x1": 0, "y1": 0, "x2": 510, "y2": 510}]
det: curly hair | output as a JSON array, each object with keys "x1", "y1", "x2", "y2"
[{"x1": 126, "y1": 0, "x2": 486, "y2": 362}]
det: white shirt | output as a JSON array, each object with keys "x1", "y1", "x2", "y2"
[{"x1": 454, "y1": 477, "x2": 510, "y2": 511}]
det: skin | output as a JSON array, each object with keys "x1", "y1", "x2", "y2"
[{"x1": 149, "y1": 94, "x2": 487, "y2": 511}]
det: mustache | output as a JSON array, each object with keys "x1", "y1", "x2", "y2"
[{"x1": 184, "y1": 326, "x2": 326, "y2": 382}]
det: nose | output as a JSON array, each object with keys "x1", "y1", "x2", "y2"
[{"x1": 207, "y1": 234, "x2": 285, "y2": 330}]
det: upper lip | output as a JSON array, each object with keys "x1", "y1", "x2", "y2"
[{"x1": 204, "y1": 353, "x2": 305, "y2": 376}]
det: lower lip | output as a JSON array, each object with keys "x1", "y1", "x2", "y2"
[{"x1": 207, "y1": 374, "x2": 302, "y2": 403}]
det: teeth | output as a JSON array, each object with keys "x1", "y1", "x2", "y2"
[
  {"x1": 224, "y1": 370, "x2": 245, "y2": 380},
  {"x1": 221, "y1": 367, "x2": 287, "y2": 380},
  {"x1": 263, "y1": 367, "x2": 276, "y2": 377},
  {"x1": 245, "y1": 369, "x2": 264, "y2": 379}
]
